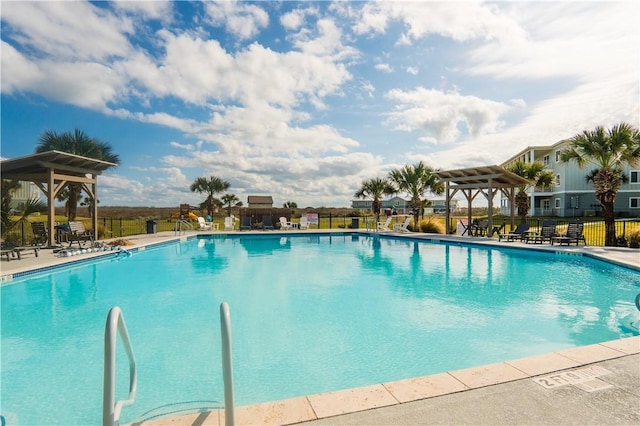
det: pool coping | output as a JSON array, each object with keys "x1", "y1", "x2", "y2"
[
  {"x1": 2, "y1": 230, "x2": 638, "y2": 426},
  {"x1": 129, "y1": 336, "x2": 639, "y2": 426}
]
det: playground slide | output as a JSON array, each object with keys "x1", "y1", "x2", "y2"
[{"x1": 170, "y1": 211, "x2": 199, "y2": 221}]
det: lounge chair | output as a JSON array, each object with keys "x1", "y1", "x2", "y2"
[
  {"x1": 393, "y1": 217, "x2": 412, "y2": 232},
  {"x1": 377, "y1": 216, "x2": 392, "y2": 232},
  {"x1": 224, "y1": 216, "x2": 235, "y2": 231},
  {"x1": 552, "y1": 221, "x2": 587, "y2": 246},
  {"x1": 1, "y1": 239, "x2": 40, "y2": 261},
  {"x1": 30, "y1": 222, "x2": 49, "y2": 246},
  {"x1": 197, "y1": 216, "x2": 213, "y2": 230},
  {"x1": 498, "y1": 223, "x2": 530, "y2": 242},
  {"x1": 262, "y1": 215, "x2": 274, "y2": 230},
  {"x1": 240, "y1": 215, "x2": 252, "y2": 231},
  {"x1": 526, "y1": 220, "x2": 557, "y2": 244},
  {"x1": 279, "y1": 217, "x2": 292, "y2": 230},
  {"x1": 299, "y1": 216, "x2": 311, "y2": 230},
  {"x1": 68, "y1": 221, "x2": 94, "y2": 247}
]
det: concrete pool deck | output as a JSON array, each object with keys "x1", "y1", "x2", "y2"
[{"x1": 1, "y1": 229, "x2": 639, "y2": 425}]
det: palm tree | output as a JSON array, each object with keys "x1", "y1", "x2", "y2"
[
  {"x1": 560, "y1": 122, "x2": 640, "y2": 246},
  {"x1": 354, "y1": 177, "x2": 395, "y2": 223},
  {"x1": 388, "y1": 162, "x2": 444, "y2": 227},
  {"x1": 80, "y1": 195, "x2": 99, "y2": 218},
  {"x1": 506, "y1": 161, "x2": 555, "y2": 223},
  {"x1": 190, "y1": 176, "x2": 230, "y2": 217},
  {"x1": 35, "y1": 129, "x2": 120, "y2": 220},
  {"x1": 221, "y1": 193, "x2": 241, "y2": 217},
  {"x1": 283, "y1": 201, "x2": 298, "y2": 209}
]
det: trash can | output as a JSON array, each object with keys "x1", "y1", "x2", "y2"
[
  {"x1": 351, "y1": 218, "x2": 360, "y2": 229},
  {"x1": 146, "y1": 219, "x2": 157, "y2": 234}
]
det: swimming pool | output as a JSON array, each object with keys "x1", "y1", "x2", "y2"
[{"x1": 2, "y1": 234, "x2": 639, "y2": 425}]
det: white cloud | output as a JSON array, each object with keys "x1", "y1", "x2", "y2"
[
  {"x1": 384, "y1": 88, "x2": 512, "y2": 143},
  {"x1": 375, "y1": 63, "x2": 393, "y2": 73},
  {"x1": 204, "y1": 0, "x2": 269, "y2": 41},
  {"x1": 406, "y1": 67, "x2": 418, "y2": 75}
]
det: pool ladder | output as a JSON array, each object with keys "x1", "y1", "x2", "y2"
[
  {"x1": 102, "y1": 303, "x2": 236, "y2": 426},
  {"x1": 174, "y1": 219, "x2": 193, "y2": 235}
]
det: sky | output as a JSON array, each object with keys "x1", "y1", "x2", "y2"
[{"x1": 1, "y1": 0, "x2": 639, "y2": 208}]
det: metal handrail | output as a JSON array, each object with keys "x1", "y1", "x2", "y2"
[
  {"x1": 220, "y1": 302, "x2": 235, "y2": 426},
  {"x1": 174, "y1": 219, "x2": 193, "y2": 235},
  {"x1": 103, "y1": 306, "x2": 137, "y2": 426}
]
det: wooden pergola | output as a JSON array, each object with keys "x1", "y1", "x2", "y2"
[
  {"x1": 1, "y1": 150, "x2": 116, "y2": 246},
  {"x1": 435, "y1": 165, "x2": 532, "y2": 236}
]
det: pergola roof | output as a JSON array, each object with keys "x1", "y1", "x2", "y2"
[
  {"x1": 435, "y1": 165, "x2": 531, "y2": 189},
  {"x1": 1, "y1": 150, "x2": 116, "y2": 246},
  {"x1": 1, "y1": 150, "x2": 116, "y2": 179},
  {"x1": 435, "y1": 165, "x2": 532, "y2": 236}
]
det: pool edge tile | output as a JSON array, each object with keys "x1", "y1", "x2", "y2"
[
  {"x1": 598, "y1": 336, "x2": 640, "y2": 355},
  {"x1": 556, "y1": 342, "x2": 628, "y2": 364},
  {"x1": 221, "y1": 396, "x2": 316, "y2": 426},
  {"x1": 306, "y1": 384, "x2": 399, "y2": 419},
  {"x1": 448, "y1": 361, "x2": 529, "y2": 389},
  {"x1": 383, "y1": 372, "x2": 469, "y2": 403},
  {"x1": 505, "y1": 352, "x2": 581, "y2": 377}
]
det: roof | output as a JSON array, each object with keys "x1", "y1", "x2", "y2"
[
  {"x1": 435, "y1": 165, "x2": 532, "y2": 189},
  {"x1": 0, "y1": 150, "x2": 116, "y2": 178},
  {"x1": 247, "y1": 195, "x2": 273, "y2": 204}
]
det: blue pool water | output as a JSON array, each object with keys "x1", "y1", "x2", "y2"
[{"x1": 2, "y1": 234, "x2": 639, "y2": 425}]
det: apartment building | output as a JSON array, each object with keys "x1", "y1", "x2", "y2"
[{"x1": 500, "y1": 139, "x2": 639, "y2": 218}]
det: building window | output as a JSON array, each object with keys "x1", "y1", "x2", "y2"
[
  {"x1": 555, "y1": 150, "x2": 561, "y2": 162},
  {"x1": 555, "y1": 198, "x2": 561, "y2": 209},
  {"x1": 631, "y1": 198, "x2": 640, "y2": 209},
  {"x1": 631, "y1": 170, "x2": 639, "y2": 184},
  {"x1": 542, "y1": 199, "x2": 550, "y2": 210},
  {"x1": 543, "y1": 155, "x2": 550, "y2": 166},
  {"x1": 555, "y1": 174, "x2": 561, "y2": 186}
]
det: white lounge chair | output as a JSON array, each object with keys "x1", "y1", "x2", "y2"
[
  {"x1": 377, "y1": 217, "x2": 392, "y2": 231},
  {"x1": 299, "y1": 216, "x2": 309, "y2": 230},
  {"x1": 197, "y1": 217, "x2": 213, "y2": 230},
  {"x1": 224, "y1": 216, "x2": 235, "y2": 231},
  {"x1": 279, "y1": 217, "x2": 291, "y2": 230},
  {"x1": 393, "y1": 217, "x2": 412, "y2": 232}
]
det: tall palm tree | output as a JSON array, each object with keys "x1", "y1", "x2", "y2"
[
  {"x1": 190, "y1": 176, "x2": 230, "y2": 217},
  {"x1": 35, "y1": 129, "x2": 120, "y2": 220},
  {"x1": 560, "y1": 122, "x2": 640, "y2": 246},
  {"x1": 506, "y1": 161, "x2": 554, "y2": 223},
  {"x1": 354, "y1": 177, "x2": 395, "y2": 223},
  {"x1": 388, "y1": 162, "x2": 444, "y2": 227},
  {"x1": 221, "y1": 193, "x2": 241, "y2": 217}
]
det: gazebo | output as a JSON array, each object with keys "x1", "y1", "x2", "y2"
[
  {"x1": 435, "y1": 165, "x2": 532, "y2": 236},
  {"x1": 1, "y1": 150, "x2": 116, "y2": 246}
]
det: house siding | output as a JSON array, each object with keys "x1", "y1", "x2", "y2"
[{"x1": 502, "y1": 140, "x2": 640, "y2": 218}]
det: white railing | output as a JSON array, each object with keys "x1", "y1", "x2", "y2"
[
  {"x1": 103, "y1": 307, "x2": 137, "y2": 426},
  {"x1": 220, "y1": 302, "x2": 235, "y2": 426},
  {"x1": 174, "y1": 219, "x2": 193, "y2": 235}
]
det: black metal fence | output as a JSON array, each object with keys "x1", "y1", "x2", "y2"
[{"x1": 6, "y1": 214, "x2": 640, "y2": 248}]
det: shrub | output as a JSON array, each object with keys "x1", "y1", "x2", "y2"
[
  {"x1": 628, "y1": 229, "x2": 640, "y2": 249},
  {"x1": 418, "y1": 218, "x2": 445, "y2": 234}
]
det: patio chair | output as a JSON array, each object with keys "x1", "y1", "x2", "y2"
[
  {"x1": 279, "y1": 217, "x2": 292, "y2": 230},
  {"x1": 224, "y1": 216, "x2": 235, "y2": 231},
  {"x1": 240, "y1": 215, "x2": 252, "y2": 231},
  {"x1": 68, "y1": 221, "x2": 94, "y2": 248},
  {"x1": 299, "y1": 216, "x2": 309, "y2": 230},
  {"x1": 473, "y1": 220, "x2": 489, "y2": 236},
  {"x1": 526, "y1": 220, "x2": 557, "y2": 244},
  {"x1": 458, "y1": 219, "x2": 471, "y2": 236},
  {"x1": 197, "y1": 216, "x2": 213, "y2": 230},
  {"x1": 393, "y1": 216, "x2": 412, "y2": 232},
  {"x1": 377, "y1": 216, "x2": 392, "y2": 232},
  {"x1": 262, "y1": 215, "x2": 274, "y2": 230},
  {"x1": 498, "y1": 223, "x2": 530, "y2": 242},
  {"x1": 552, "y1": 221, "x2": 587, "y2": 246},
  {"x1": 30, "y1": 222, "x2": 49, "y2": 246}
]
